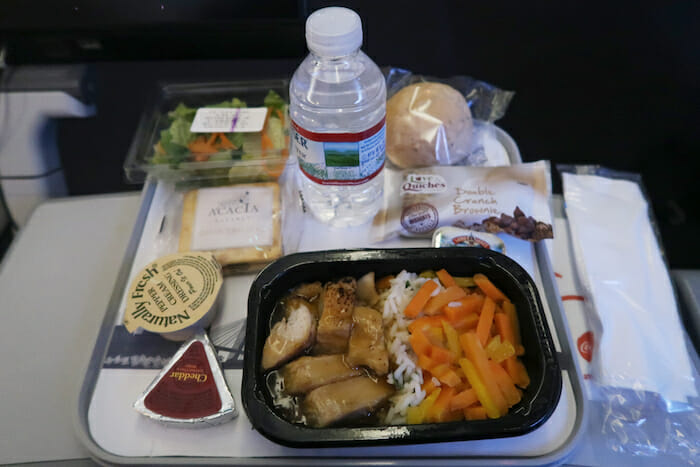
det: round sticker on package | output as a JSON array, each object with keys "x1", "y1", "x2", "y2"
[{"x1": 401, "y1": 202, "x2": 439, "y2": 235}]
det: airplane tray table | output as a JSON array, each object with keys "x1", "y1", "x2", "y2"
[{"x1": 75, "y1": 128, "x2": 588, "y2": 466}]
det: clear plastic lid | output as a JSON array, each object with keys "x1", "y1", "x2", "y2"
[{"x1": 123, "y1": 80, "x2": 291, "y2": 184}]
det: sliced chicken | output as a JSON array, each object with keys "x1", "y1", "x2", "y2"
[
  {"x1": 315, "y1": 277, "x2": 357, "y2": 354},
  {"x1": 281, "y1": 354, "x2": 363, "y2": 394},
  {"x1": 357, "y1": 272, "x2": 380, "y2": 306},
  {"x1": 303, "y1": 376, "x2": 395, "y2": 427},
  {"x1": 284, "y1": 296, "x2": 318, "y2": 319},
  {"x1": 293, "y1": 281, "x2": 323, "y2": 302},
  {"x1": 262, "y1": 303, "x2": 316, "y2": 370},
  {"x1": 346, "y1": 306, "x2": 390, "y2": 375}
]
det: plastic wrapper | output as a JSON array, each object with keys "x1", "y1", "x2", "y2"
[
  {"x1": 383, "y1": 67, "x2": 514, "y2": 168},
  {"x1": 372, "y1": 161, "x2": 553, "y2": 242},
  {"x1": 123, "y1": 80, "x2": 291, "y2": 184},
  {"x1": 150, "y1": 161, "x2": 304, "y2": 275},
  {"x1": 559, "y1": 164, "x2": 700, "y2": 464}
]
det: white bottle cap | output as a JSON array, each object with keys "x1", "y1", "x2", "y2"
[{"x1": 306, "y1": 7, "x2": 363, "y2": 57}]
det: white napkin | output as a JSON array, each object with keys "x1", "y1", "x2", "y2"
[{"x1": 562, "y1": 172, "x2": 697, "y2": 403}]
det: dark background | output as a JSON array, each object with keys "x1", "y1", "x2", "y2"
[{"x1": 1, "y1": 0, "x2": 698, "y2": 267}]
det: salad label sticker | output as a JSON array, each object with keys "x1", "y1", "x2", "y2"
[
  {"x1": 191, "y1": 185, "x2": 274, "y2": 251},
  {"x1": 290, "y1": 118, "x2": 386, "y2": 186},
  {"x1": 190, "y1": 107, "x2": 268, "y2": 133}
]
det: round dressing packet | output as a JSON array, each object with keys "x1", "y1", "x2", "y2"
[{"x1": 123, "y1": 252, "x2": 223, "y2": 341}]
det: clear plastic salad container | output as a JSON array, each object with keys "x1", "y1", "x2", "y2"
[{"x1": 124, "y1": 80, "x2": 291, "y2": 184}]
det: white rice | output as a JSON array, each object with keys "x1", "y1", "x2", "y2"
[{"x1": 380, "y1": 270, "x2": 443, "y2": 424}]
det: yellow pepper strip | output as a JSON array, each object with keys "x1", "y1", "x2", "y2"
[
  {"x1": 458, "y1": 358, "x2": 501, "y2": 419},
  {"x1": 406, "y1": 387, "x2": 442, "y2": 424},
  {"x1": 454, "y1": 276, "x2": 476, "y2": 288},
  {"x1": 442, "y1": 320, "x2": 463, "y2": 359},
  {"x1": 485, "y1": 335, "x2": 515, "y2": 363}
]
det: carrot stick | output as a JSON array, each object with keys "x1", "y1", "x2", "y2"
[
  {"x1": 464, "y1": 406, "x2": 488, "y2": 420},
  {"x1": 424, "y1": 286, "x2": 468, "y2": 316},
  {"x1": 459, "y1": 332, "x2": 508, "y2": 416},
  {"x1": 430, "y1": 345, "x2": 455, "y2": 365},
  {"x1": 422, "y1": 376, "x2": 439, "y2": 395},
  {"x1": 489, "y1": 360, "x2": 522, "y2": 407},
  {"x1": 404, "y1": 280, "x2": 439, "y2": 318},
  {"x1": 451, "y1": 312, "x2": 480, "y2": 332},
  {"x1": 427, "y1": 386, "x2": 456, "y2": 422},
  {"x1": 218, "y1": 132, "x2": 237, "y2": 149},
  {"x1": 409, "y1": 330, "x2": 432, "y2": 356},
  {"x1": 417, "y1": 353, "x2": 436, "y2": 371},
  {"x1": 408, "y1": 315, "x2": 445, "y2": 334},
  {"x1": 476, "y1": 297, "x2": 496, "y2": 346},
  {"x1": 442, "y1": 295, "x2": 484, "y2": 323},
  {"x1": 458, "y1": 357, "x2": 501, "y2": 419},
  {"x1": 473, "y1": 273, "x2": 508, "y2": 303},
  {"x1": 436, "y1": 269, "x2": 457, "y2": 288},
  {"x1": 206, "y1": 132, "x2": 218, "y2": 146},
  {"x1": 502, "y1": 300, "x2": 523, "y2": 355},
  {"x1": 494, "y1": 312, "x2": 515, "y2": 347},
  {"x1": 504, "y1": 357, "x2": 530, "y2": 389},
  {"x1": 450, "y1": 388, "x2": 478, "y2": 411},
  {"x1": 430, "y1": 364, "x2": 462, "y2": 387}
]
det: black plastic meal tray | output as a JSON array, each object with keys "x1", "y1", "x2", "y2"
[{"x1": 242, "y1": 248, "x2": 562, "y2": 448}]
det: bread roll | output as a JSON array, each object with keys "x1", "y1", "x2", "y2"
[{"x1": 386, "y1": 82, "x2": 474, "y2": 168}]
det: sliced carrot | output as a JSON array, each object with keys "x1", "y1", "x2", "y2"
[
  {"x1": 417, "y1": 353, "x2": 436, "y2": 371},
  {"x1": 188, "y1": 138, "x2": 218, "y2": 154},
  {"x1": 426, "y1": 386, "x2": 456, "y2": 422},
  {"x1": 473, "y1": 273, "x2": 508, "y2": 303},
  {"x1": 442, "y1": 294, "x2": 484, "y2": 322},
  {"x1": 489, "y1": 360, "x2": 522, "y2": 407},
  {"x1": 218, "y1": 132, "x2": 237, "y2": 149},
  {"x1": 375, "y1": 275, "x2": 394, "y2": 292},
  {"x1": 422, "y1": 376, "x2": 439, "y2": 395},
  {"x1": 458, "y1": 357, "x2": 501, "y2": 419},
  {"x1": 494, "y1": 312, "x2": 516, "y2": 347},
  {"x1": 459, "y1": 332, "x2": 508, "y2": 416},
  {"x1": 436, "y1": 269, "x2": 457, "y2": 288},
  {"x1": 261, "y1": 130, "x2": 275, "y2": 151},
  {"x1": 426, "y1": 327, "x2": 446, "y2": 347},
  {"x1": 451, "y1": 312, "x2": 480, "y2": 332},
  {"x1": 409, "y1": 330, "x2": 432, "y2": 357},
  {"x1": 476, "y1": 296, "x2": 496, "y2": 346},
  {"x1": 450, "y1": 388, "x2": 478, "y2": 411},
  {"x1": 434, "y1": 367, "x2": 462, "y2": 388},
  {"x1": 206, "y1": 132, "x2": 219, "y2": 146},
  {"x1": 502, "y1": 300, "x2": 523, "y2": 354},
  {"x1": 430, "y1": 346, "x2": 455, "y2": 365},
  {"x1": 504, "y1": 357, "x2": 530, "y2": 389},
  {"x1": 442, "y1": 320, "x2": 463, "y2": 358},
  {"x1": 404, "y1": 280, "x2": 439, "y2": 318},
  {"x1": 406, "y1": 387, "x2": 441, "y2": 424},
  {"x1": 424, "y1": 286, "x2": 467, "y2": 316},
  {"x1": 408, "y1": 315, "x2": 445, "y2": 334},
  {"x1": 464, "y1": 406, "x2": 488, "y2": 421}
]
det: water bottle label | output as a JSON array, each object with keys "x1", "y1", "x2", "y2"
[{"x1": 291, "y1": 118, "x2": 385, "y2": 186}]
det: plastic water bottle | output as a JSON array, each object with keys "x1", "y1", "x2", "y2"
[{"x1": 290, "y1": 7, "x2": 386, "y2": 227}]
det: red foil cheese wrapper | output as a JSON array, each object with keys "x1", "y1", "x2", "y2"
[{"x1": 134, "y1": 331, "x2": 237, "y2": 427}]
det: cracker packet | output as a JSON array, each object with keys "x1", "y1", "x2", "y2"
[{"x1": 372, "y1": 161, "x2": 553, "y2": 242}]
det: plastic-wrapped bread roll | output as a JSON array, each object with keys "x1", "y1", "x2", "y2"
[{"x1": 386, "y1": 82, "x2": 474, "y2": 168}]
